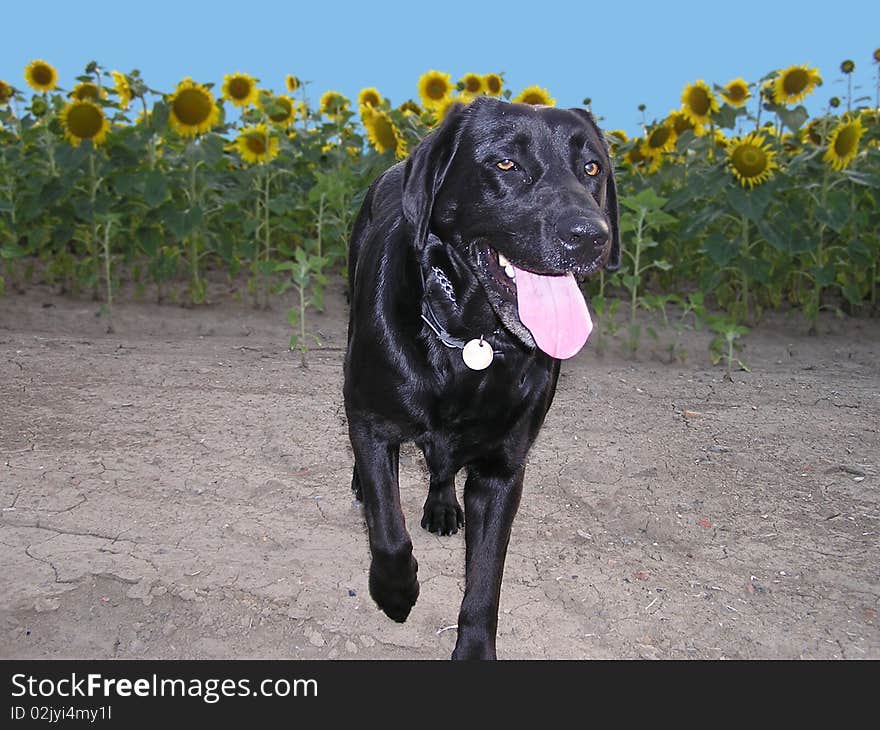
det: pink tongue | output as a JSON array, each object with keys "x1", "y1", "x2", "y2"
[{"x1": 514, "y1": 267, "x2": 592, "y2": 359}]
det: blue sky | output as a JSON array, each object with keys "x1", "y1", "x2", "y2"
[{"x1": 3, "y1": 0, "x2": 878, "y2": 135}]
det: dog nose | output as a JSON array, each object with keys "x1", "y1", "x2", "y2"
[{"x1": 556, "y1": 215, "x2": 609, "y2": 254}]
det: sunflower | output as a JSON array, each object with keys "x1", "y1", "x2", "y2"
[
  {"x1": 222, "y1": 73, "x2": 258, "y2": 108},
  {"x1": 513, "y1": 85, "x2": 556, "y2": 106},
  {"x1": 60, "y1": 99, "x2": 110, "y2": 147},
  {"x1": 0, "y1": 80, "x2": 14, "y2": 105},
  {"x1": 358, "y1": 87, "x2": 383, "y2": 110},
  {"x1": 726, "y1": 133, "x2": 777, "y2": 189},
  {"x1": 431, "y1": 95, "x2": 469, "y2": 124},
  {"x1": 720, "y1": 78, "x2": 750, "y2": 107},
  {"x1": 680, "y1": 80, "x2": 718, "y2": 127},
  {"x1": 801, "y1": 118, "x2": 827, "y2": 146},
  {"x1": 642, "y1": 122, "x2": 677, "y2": 154},
  {"x1": 712, "y1": 129, "x2": 729, "y2": 149},
  {"x1": 24, "y1": 59, "x2": 58, "y2": 93},
  {"x1": 608, "y1": 129, "x2": 629, "y2": 144},
  {"x1": 168, "y1": 78, "x2": 220, "y2": 138},
  {"x1": 319, "y1": 90, "x2": 350, "y2": 120},
  {"x1": 286, "y1": 74, "x2": 301, "y2": 93},
  {"x1": 418, "y1": 70, "x2": 453, "y2": 110},
  {"x1": 232, "y1": 123, "x2": 279, "y2": 165},
  {"x1": 398, "y1": 99, "x2": 421, "y2": 117},
  {"x1": 823, "y1": 116, "x2": 865, "y2": 171},
  {"x1": 483, "y1": 73, "x2": 503, "y2": 97},
  {"x1": 772, "y1": 65, "x2": 822, "y2": 105},
  {"x1": 261, "y1": 94, "x2": 296, "y2": 127},
  {"x1": 362, "y1": 107, "x2": 407, "y2": 159},
  {"x1": 460, "y1": 73, "x2": 484, "y2": 97},
  {"x1": 625, "y1": 145, "x2": 647, "y2": 167},
  {"x1": 70, "y1": 82, "x2": 106, "y2": 101},
  {"x1": 111, "y1": 71, "x2": 132, "y2": 109},
  {"x1": 667, "y1": 110, "x2": 701, "y2": 137}
]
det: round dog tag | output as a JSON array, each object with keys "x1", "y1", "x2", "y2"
[{"x1": 462, "y1": 337, "x2": 493, "y2": 370}]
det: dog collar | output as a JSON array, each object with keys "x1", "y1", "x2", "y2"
[{"x1": 419, "y1": 263, "x2": 501, "y2": 371}]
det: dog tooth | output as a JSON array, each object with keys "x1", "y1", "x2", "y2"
[
  {"x1": 504, "y1": 264, "x2": 515, "y2": 279},
  {"x1": 498, "y1": 253, "x2": 510, "y2": 267}
]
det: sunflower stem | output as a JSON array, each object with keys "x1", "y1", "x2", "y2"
[
  {"x1": 809, "y1": 167, "x2": 831, "y2": 334},
  {"x1": 262, "y1": 166, "x2": 271, "y2": 309},
  {"x1": 88, "y1": 150, "x2": 101, "y2": 300},
  {"x1": 102, "y1": 218, "x2": 113, "y2": 310},
  {"x1": 187, "y1": 148, "x2": 202, "y2": 304},
  {"x1": 740, "y1": 213, "x2": 750, "y2": 324}
]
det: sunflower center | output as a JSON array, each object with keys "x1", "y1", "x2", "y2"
[
  {"x1": 228, "y1": 77, "x2": 251, "y2": 100},
  {"x1": 426, "y1": 79, "x2": 447, "y2": 100},
  {"x1": 67, "y1": 104, "x2": 103, "y2": 139},
  {"x1": 671, "y1": 114, "x2": 693, "y2": 134},
  {"x1": 687, "y1": 87, "x2": 710, "y2": 116},
  {"x1": 782, "y1": 69, "x2": 809, "y2": 95},
  {"x1": 522, "y1": 93, "x2": 545, "y2": 105},
  {"x1": 174, "y1": 88, "x2": 213, "y2": 125},
  {"x1": 361, "y1": 92, "x2": 379, "y2": 108},
  {"x1": 74, "y1": 83, "x2": 101, "y2": 101},
  {"x1": 269, "y1": 97, "x2": 293, "y2": 122},
  {"x1": 834, "y1": 125, "x2": 858, "y2": 156},
  {"x1": 245, "y1": 134, "x2": 267, "y2": 155},
  {"x1": 464, "y1": 77, "x2": 481, "y2": 93},
  {"x1": 32, "y1": 64, "x2": 53, "y2": 86},
  {"x1": 486, "y1": 76, "x2": 501, "y2": 94},
  {"x1": 732, "y1": 144, "x2": 767, "y2": 177},
  {"x1": 727, "y1": 85, "x2": 747, "y2": 102},
  {"x1": 649, "y1": 126, "x2": 672, "y2": 149}
]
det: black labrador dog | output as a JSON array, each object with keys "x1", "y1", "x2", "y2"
[{"x1": 343, "y1": 96, "x2": 620, "y2": 659}]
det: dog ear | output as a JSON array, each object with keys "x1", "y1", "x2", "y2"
[
  {"x1": 603, "y1": 168, "x2": 621, "y2": 271},
  {"x1": 569, "y1": 108, "x2": 622, "y2": 271},
  {"x1": 402, "y1": 102, "x2": 469, "y2": 251}
]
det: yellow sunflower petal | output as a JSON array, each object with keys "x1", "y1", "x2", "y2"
[
  {"x1": 24, "y1": 59, "x2": 58, "y2": 92},
  {"x1": 418, "y1": 70, "x2": 453, "y2": 110},
  {"x1": 512, "y1": 85, "x2": 556, "y2": 106},
  {"x1": 233, "y1": 123, "x2": 280, "y2": 165},
  {"x1": 222, "y1": 72, "x2": 259, "y2": 108},
  {"x1": 483, "y1": 73, "x2": 503, "y2": 97},
  {"x1": 60, "y1": 99, "x2": 111, "y2": 147},
  {"x1": 823, "y1": 116, "x2": 865, "y2": 171},
  {"x1": 772, "y1": 65, "x2": 822, "y2": 105},
  {"x1": 680, "y1": 80, "x2": 719, "y2": 127},
  {"x1": 111, "y1": 71, "x2": 132, "y2": 110},
  {"x1": 726, "y1": 132, "x2": 778, "y2": 188},
  {"x1": 168, "y1": 78, "x2": 220, "y2": 138},
  {"x1": 358, "y1": 87, "x2": 383, "y2": 110},
  {"x1": 720, "y1": 78, "x2": 750, "y2": 107}
]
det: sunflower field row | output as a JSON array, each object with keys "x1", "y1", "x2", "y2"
[{"x1": 0, "y1": 57, "x2": 879, "y2": 355}]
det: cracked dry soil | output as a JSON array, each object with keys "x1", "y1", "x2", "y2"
[{"x1": 1, "y1": 281, "x2": 878, "y2": 660}]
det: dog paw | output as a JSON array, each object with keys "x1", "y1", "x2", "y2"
[
  {"x1": 421, "y1": 496, "x2": 464, "y2": 536},
  {"x1": 369, "y1": 554, "x2": 419, "y2": 623}
]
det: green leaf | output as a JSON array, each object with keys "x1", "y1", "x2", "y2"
[
  {"x1": 775, "y1": 105, "x2": 809, "y2": 133},
  {"x1": 143, "y1": 170, "x2": 169, "y2": 207},
  {"x1": 701, "y1": 233, "x2": 738, "y2": 267},
  {"x1": 726, "y1": 184, "x2": 771, "y2": 223},
  {"x1": 812, "y1": 263, "x2": 836, "y2": 288}
]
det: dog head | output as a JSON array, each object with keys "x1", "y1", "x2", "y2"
[{"x1": 402, "y1": 96, "x2": 620, "y2": 358}]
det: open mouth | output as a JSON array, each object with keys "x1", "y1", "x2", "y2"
[{"x1": 473, "y1": 244, "x2": 596, "y2": 360}]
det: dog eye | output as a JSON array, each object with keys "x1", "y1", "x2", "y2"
[
  {"x1": 497, "y1": 159, "x2": 516, "y2": 171},
  {"x1": 584, "y1": 161, "x2": 601, "y2": 177}
]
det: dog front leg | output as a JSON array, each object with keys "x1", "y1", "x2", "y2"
[
  {"x1": 349, "y1": 424, "x2": 419, "y2": 623},
  {"x1": 452, "y1": 461, "x2": 525, "y2": 660}
]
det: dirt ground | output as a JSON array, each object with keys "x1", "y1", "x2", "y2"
[{"x1": 1, "y1": 278, "x2": 878, "y2": 660}]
